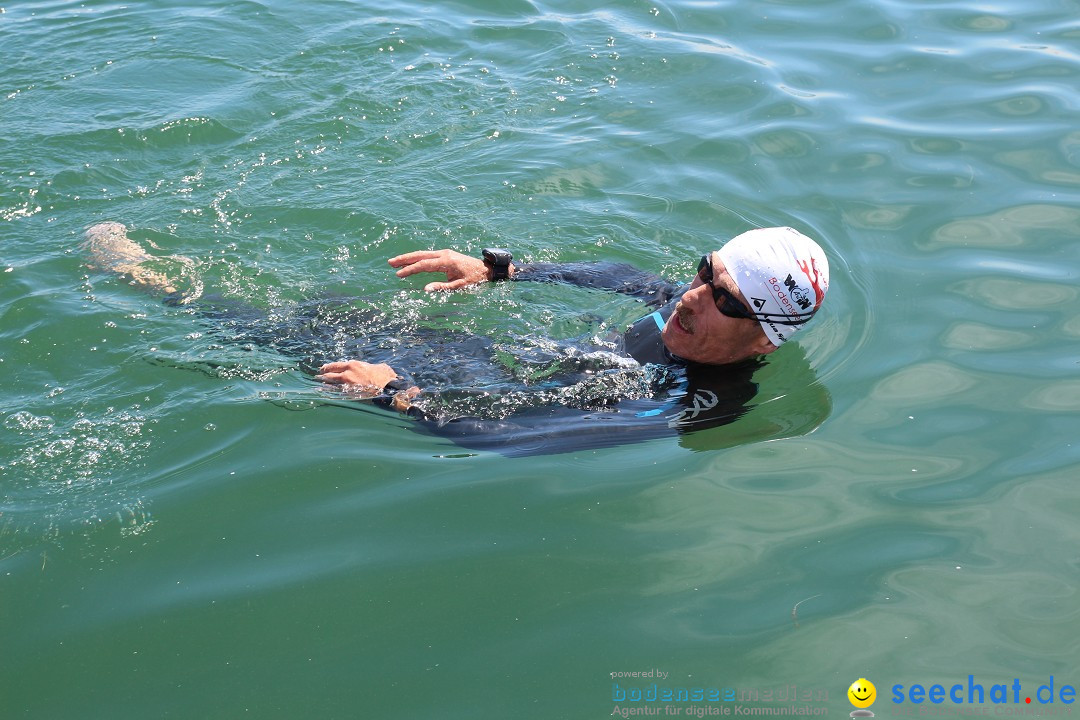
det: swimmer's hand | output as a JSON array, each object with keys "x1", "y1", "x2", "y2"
[
  {"x1": 316, "y1": 361, "x2": 400, "y2": 394},
  {"x1": 388, "y1": 249, "x2": 514, "y2": 291},
  {"x1": 318, "y1": 361, "x2": 422, "y2": 410}
]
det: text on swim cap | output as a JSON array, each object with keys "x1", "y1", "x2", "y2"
[{"x1": 769, "y1": 276, "x2": 805, "y2": 316}]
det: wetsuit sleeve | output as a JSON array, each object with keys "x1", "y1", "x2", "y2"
[
  {"x1": 512, "y1": 261, "x2": 683, "y2": 307},
  {"x1": 372, "y1": 361, "x2": 677, "y2": 422},
  {"x1": 371, "y1": 363, "x2": 759, "y2": 457},
  {"x1": 354, "y1": 360, "x2": 764, "y2": 458}
]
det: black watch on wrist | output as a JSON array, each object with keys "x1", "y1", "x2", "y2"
[{"x1": 482, "y1": 248, "x2": 513, "y2": 281}]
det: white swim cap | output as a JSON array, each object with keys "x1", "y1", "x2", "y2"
[{"x1": 717, "y1": 227, "x2": 829, "y2": 346}]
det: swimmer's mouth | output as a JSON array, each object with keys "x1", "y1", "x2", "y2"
[{"x1": 674, "y1": 303, "x2": 695, "y2": 334}]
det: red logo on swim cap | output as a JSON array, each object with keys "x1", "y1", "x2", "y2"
[{"x1": 798, "y1": 258, "x2": 826, "y2": 310}]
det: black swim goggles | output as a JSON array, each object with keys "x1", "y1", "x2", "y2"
[{"x1": 697, "y1": 254, "x2": 816, "y2": 326}]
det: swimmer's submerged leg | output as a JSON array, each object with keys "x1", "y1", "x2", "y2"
[{"x1": 83, "y1": 222, "x2": 202, "y2": 302}]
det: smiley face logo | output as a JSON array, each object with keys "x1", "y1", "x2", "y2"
[{"x1": 848, "y1": 678, "x2": 877, "y2": 709}]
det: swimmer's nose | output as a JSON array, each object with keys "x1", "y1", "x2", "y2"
[{"x1": 680, "y1": 283, "x2": 712, "y2": 311}]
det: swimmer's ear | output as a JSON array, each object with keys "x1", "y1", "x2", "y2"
[{"x1": 754, "y1": 337, "x2": 779, "y2": 356}]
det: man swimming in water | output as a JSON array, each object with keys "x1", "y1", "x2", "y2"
[
  {"x1": 84, "y1": 223, "x2": 830, "y2": 455},
  {"x1": 316, "y1": 228, "x2": 828, "y2": 395}
]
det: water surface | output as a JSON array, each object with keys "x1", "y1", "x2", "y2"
[{"x1": 3, "y1": 0, "x2": 1080, "y2": 717}]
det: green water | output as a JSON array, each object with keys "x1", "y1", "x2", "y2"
[{"x1": 3, "y1": 0, "x2": 1080, "y2": 717}]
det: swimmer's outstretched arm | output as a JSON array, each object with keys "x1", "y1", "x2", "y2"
[
  {"x1": 316, "y1": 360, "x2": 421, "y2": 411},
  {"x1": 388, "y1": 249, "x2": 513, "y2": 292},
  {"x1": 388, "y1": 248, "x2": 680, "y2": 306}
]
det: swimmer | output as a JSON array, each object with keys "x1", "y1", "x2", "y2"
[
  {"x1": 84, "y1": 222, "x2": 831, "y2": 455},
  {"x1": 316, "y1": 228, "x2": 830, "y2": 402}
]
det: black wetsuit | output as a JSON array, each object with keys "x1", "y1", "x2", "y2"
[{"x1": 188, "y1": 262, "x2": 763, "y2": 456}]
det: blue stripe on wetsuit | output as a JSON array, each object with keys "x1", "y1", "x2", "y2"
[{"x1": 635, "y1": 311, "x2": 682, "y2": 417}]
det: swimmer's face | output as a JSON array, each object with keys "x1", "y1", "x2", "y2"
[{"x1": 661, "y1": 252, "x2": 777, "y2": 365}]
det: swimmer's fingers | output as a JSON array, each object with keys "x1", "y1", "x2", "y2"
[
  {"x1": 315, "y1": 360, "x2": 400, "y2": 389},
  {"x1": 388, "y1": 249, "x2": 449, "y2": 269},
  {"x1": 389, "y1": 250, "x2": 465, "y2": 277},
  {"x1": 392, "y1": 256, "x2": 456, "y2": 279},
  {"x1": 316, "y1": 360, "x2": 363, "y2": 384},
  {"x1": 389, "y1": 249, "x2": 488, "y2": 289},
  {"x1": 318, "y1": 361, "x2": 352, "y2": 374},
  {"x1": 423, "y1": 278, "x2": 471, "y2": 292}
]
